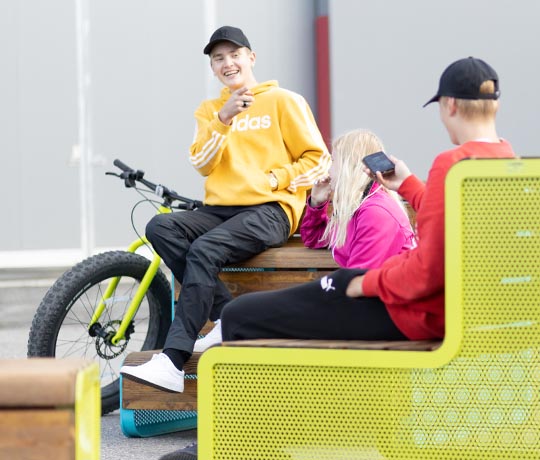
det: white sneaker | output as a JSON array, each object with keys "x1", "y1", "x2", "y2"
[
  {"x1": 193, "y1": 319, "x2": 222, "y2": 353},
  {"x1": 120, "y1": 353, "x2": 184, "y2": 392}
]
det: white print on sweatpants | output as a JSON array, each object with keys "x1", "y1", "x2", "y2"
[{"x1": 320, "y1": 275, "x2": 336, "y2": 292}]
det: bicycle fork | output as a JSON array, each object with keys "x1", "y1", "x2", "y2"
[{"x1": 88, "y1": 205, "x2": 171, "y2": 346}]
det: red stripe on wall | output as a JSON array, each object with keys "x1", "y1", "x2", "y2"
[{"x1": 315, "y1": 15, "x2": 331, "y2": 150}]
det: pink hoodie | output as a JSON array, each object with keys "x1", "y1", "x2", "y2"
[{"x1": 300, "y1": 185, "x2": 416, "y2": 269}]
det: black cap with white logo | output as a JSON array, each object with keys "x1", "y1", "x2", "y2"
[{"x1": 203, "y1": 26, "x2": 251, "y2": 55}]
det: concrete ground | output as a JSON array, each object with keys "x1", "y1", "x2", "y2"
[{"x1": 0, "y1": 265, "x2": 197, "y2": 460}]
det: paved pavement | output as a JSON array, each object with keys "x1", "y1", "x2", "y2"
[{"x1": 0, "y1": 266, "x2": 197, "y2": 460}]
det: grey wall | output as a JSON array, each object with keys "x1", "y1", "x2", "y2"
[
  {"x1": 330, "y1": 0, "x2": 540, "y2": 180},
  {"x1": 1, "y1": 0, "x2": 78, "y2": 251},
  {"x1": 0, "y1": 0, "x2": 317, "y2": 253},
  {"x1": 3, "y1": 0, "x2": 539, "y2": 255}
]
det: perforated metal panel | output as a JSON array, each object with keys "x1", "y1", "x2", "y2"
[
  {"x1": 211, "y1": 364, "x2": 412, "y2": 459},
  {"x1": 402, "y1": 174, "x2": 540, "y2": 458},
  {"x1": 199, "y1": 159, "x2": 540, "y2": 459}
]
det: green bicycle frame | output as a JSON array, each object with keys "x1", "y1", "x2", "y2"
[{"x1": 88, "y1": 205, "x2": 171, "y2": 346}]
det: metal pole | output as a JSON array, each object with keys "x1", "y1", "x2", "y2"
[{"x1": 75, "y1": 0, "x2": 94, "y2": 258}]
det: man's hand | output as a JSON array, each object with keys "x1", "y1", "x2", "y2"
[
  {"x1": 346, "y1": 275, "x2": 365, "y2": 297},
  {"x1": 373, "y1": 155, "x2": 412, "y2": 192},
  {"x1": 218, "y1": 86, "x2": 254, "y2": 125},
  {"x1": 310, "y1": 176, "x2": 331, "y2": 206}
]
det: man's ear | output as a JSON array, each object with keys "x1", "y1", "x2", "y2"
[
  {"x1": 447, "y1": 97, "x2": 458, "y2": 116},
  {"x1": 250, "y1": 51, "x2": 256, "y2": 67}
]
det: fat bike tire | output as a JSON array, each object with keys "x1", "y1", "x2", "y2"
[{"x1": 27, "y1": 251, "x2": 172, "y2": 415}]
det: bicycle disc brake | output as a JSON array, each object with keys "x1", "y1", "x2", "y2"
[{"x1": 95, "y1": 320, "x2": 134, "y2": 359}]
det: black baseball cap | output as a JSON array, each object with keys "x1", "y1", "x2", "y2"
[
  {"x1": 423, "y1": 57, "x2": 500, "y2": 107},
  {"x1": 203, "y1": 26, "x2": 251, "y2": 55}
]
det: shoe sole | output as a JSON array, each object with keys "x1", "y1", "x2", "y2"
[{"x1": 121, "y1": 373, "x2": 184, "y2": 393}]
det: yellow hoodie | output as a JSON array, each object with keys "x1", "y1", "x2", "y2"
[{"x1": 189, "y1": 80, "x2": 331, "y2": 234}]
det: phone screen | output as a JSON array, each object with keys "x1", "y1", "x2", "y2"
[{"x1": 362, "y1": 151, "x2": 395, "y2": 176}]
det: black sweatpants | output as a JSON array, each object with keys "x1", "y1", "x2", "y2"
[
  {"x1": 221, "y1": 268, "x2": 407, "y2": 341},
  {"x1": 146, "y1": 203, "x2": 290, "y2": 354}
]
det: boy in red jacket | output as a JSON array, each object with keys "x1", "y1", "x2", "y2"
[{"x1": 343, "y1": 56, "x2": 515, "y2": 340}]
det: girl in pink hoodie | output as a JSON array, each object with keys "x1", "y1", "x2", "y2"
[{"x1": 300, "y1": 129, "x2": 416, "y2": 269}]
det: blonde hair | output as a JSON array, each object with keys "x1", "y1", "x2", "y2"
[
  {"x1": 322, "y1": 129, "x2": 407, "y2": 248},
  {"x1": 442, "y1": 80, "x2": 499, "y2": 120}
]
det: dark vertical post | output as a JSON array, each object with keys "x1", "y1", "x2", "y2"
[{"x1": 315, "y1": 0, "x2": 331, "y2": 150}]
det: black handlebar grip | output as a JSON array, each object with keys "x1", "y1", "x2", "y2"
[{"x1": 113, "y1": 159, "x2": 133, "y2": 172}]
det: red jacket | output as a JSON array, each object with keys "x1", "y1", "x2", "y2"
[{"x1": 362, "y1": 140, "x2": 515, "y2": 339}]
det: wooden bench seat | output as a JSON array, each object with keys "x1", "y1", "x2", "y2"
[
  {"x1": 176, "y1": 235, "x2": 339, "y2": 297},
  {"x1": 122, "y1": 235, "x2": 439, "y2": 414},
  {"x1": 0, "y1": 358, "x2": 100, "y2": 460},
  {"x1": 223, "y1": 338, "x2": 442, "y2": 351}
]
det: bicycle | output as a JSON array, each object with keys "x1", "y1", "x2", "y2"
[{"x1": 27, "y1": 159, "x2": 202, "y2": 415}]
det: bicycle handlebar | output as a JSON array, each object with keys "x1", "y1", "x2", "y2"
[
  {"x1": 108, "y1": 159, "x2": 203, "y2": 210},
  {"x1": 112, "y1": 159, "x2": 132, "y2": 172}
]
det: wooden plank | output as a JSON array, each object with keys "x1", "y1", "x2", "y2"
[
  {"x1": 0, "y1": 358, "x2": 92, "y2": 407},
  {"x1": 122, "y1": 376, "x2": 197, "y2": 411},
  {"x1": 220, "y1": 270, "x2": 333, "y2": 296},
  {"x1": 176, "y1": 272, "x2": 334, "y2": 299},
  {"x1": 223, "y1": 338, "x2": 442, "y2": 351},
  {"x1": 225, "y1": 235, "x2": 337, "y2": 269},
  {"x1": 228, "y1": 251, "x2": 336, "y2": 269},
  {"x1": 227, "y1": 246, "x2": 337, "y2": 269},
  {"x1": 0, "y1": 409, "x2": 75, "y2": 460}
]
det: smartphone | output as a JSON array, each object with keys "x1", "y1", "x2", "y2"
[{"x1": 362, "y1": 151, "x2": 395, "y2": 176}]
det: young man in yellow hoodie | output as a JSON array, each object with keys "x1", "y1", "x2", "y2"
[{"x1": 121, "y1": 25, "x2": 331, "y2": 392}]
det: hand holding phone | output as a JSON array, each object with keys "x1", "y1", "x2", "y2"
[{"x1": 362, "y1": 151, "x2": 395, "y2": 176}]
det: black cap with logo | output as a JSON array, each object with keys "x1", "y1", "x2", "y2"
[
  {"x1": 423, "y1": 57, "x2": 500, "y2": 107},
  {"x1": 203, "y1": 26, "x2": 251, "y2": 55}
]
